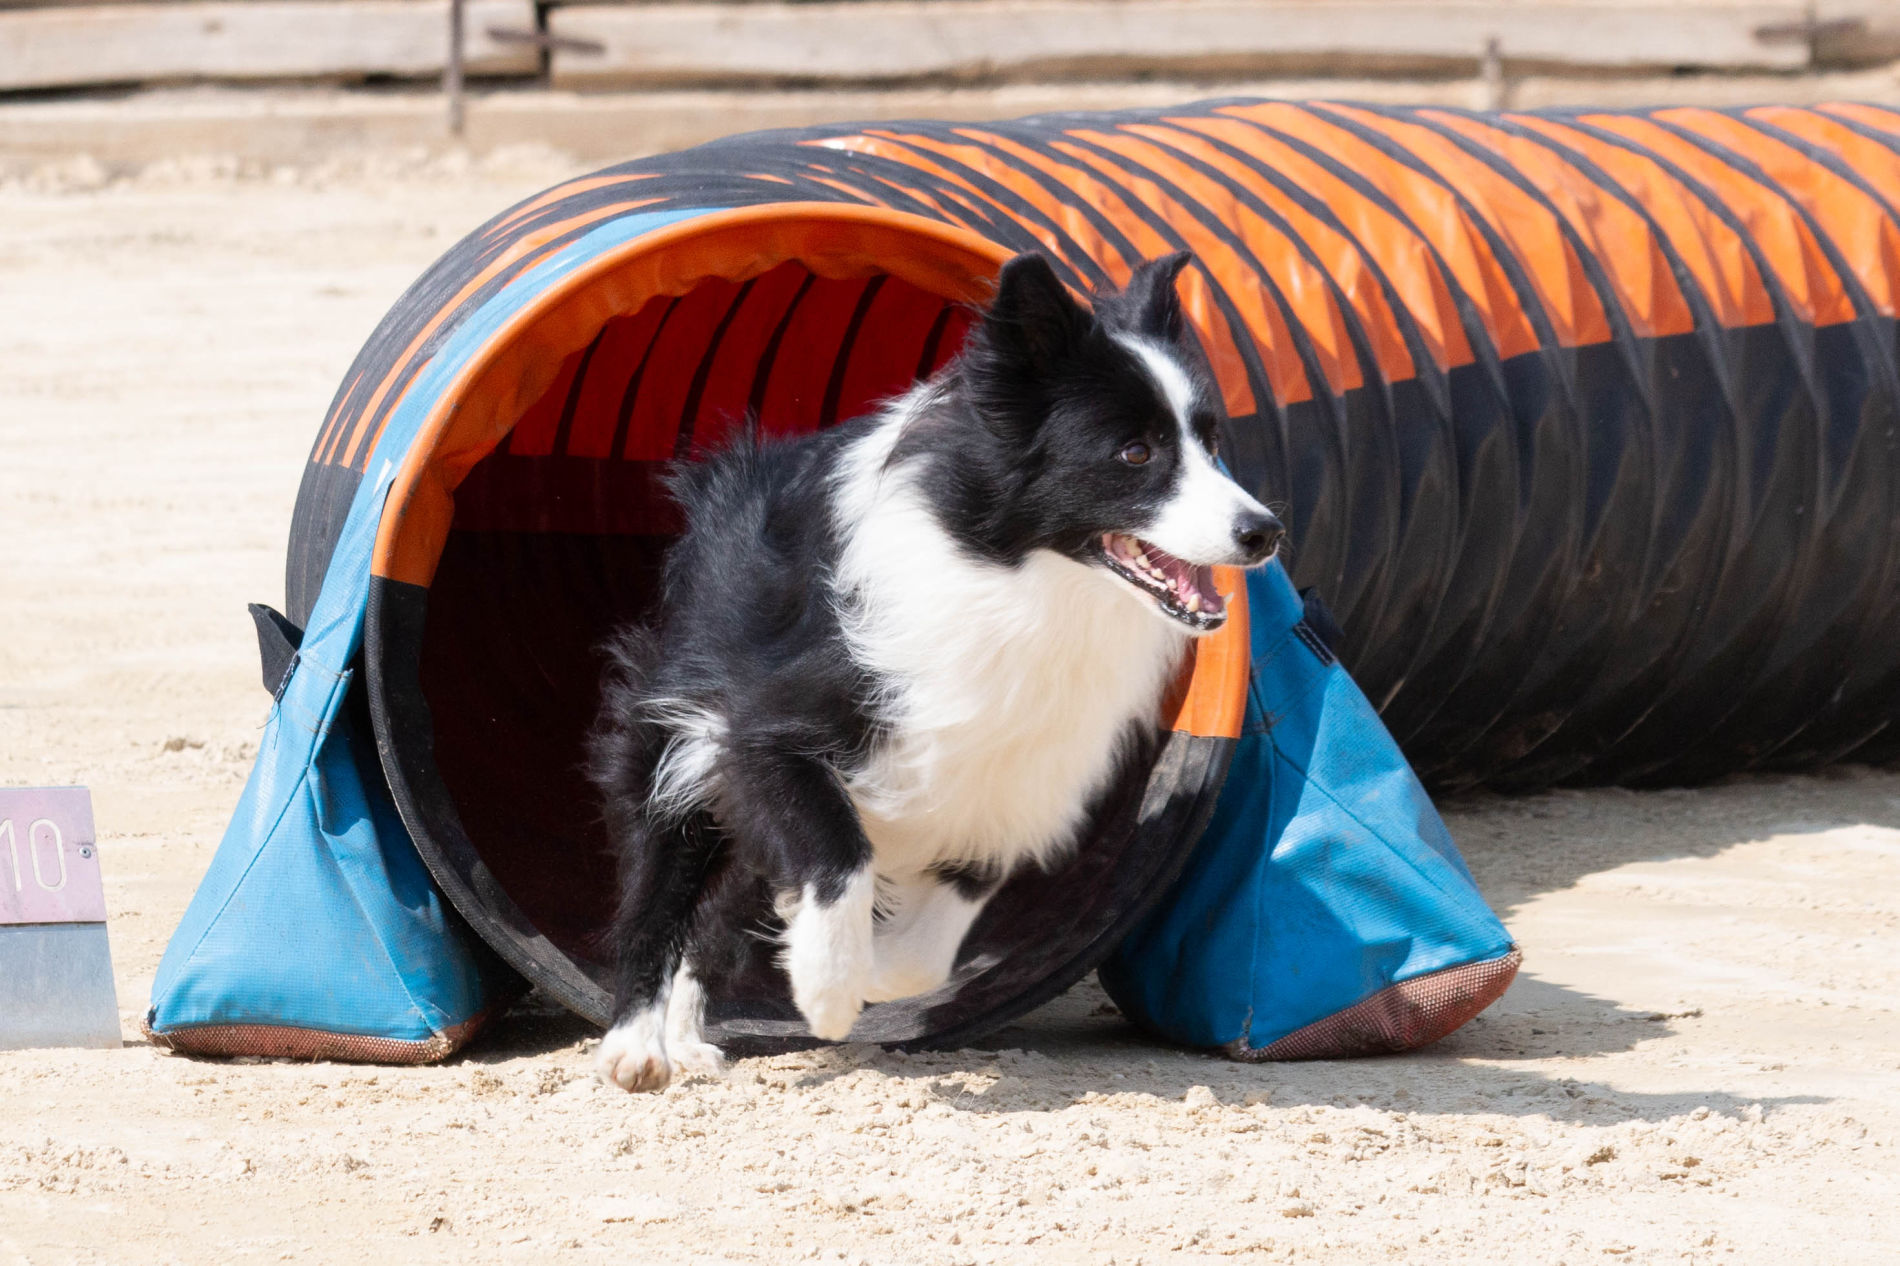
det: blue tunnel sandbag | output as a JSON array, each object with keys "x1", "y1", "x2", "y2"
[
  {"x1": 1102, "y1": 562, "x2": 1519, "y2": 1058},
  {"x1": 144, "y1": 663, "x2": 502, "y2": 1060}
]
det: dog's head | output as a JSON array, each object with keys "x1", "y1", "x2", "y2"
[{"x1": 948, "y1": 250, "x2": 1282, "y2": 634}]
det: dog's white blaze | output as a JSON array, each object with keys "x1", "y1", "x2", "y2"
[
  {"x1": 782, "y1": 867, "x2": 876, "y2": 1040},
  {"x1": 830, "y1": 389, "x2": 1189, "y2": 880},
  {"x1": 1119, "y1": 331, "x2": 1199, "y2": 424},
  {"x1": 1116, "y1": 333, "x2": 1274, "y2": 567}
]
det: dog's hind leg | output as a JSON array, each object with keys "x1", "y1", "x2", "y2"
[
  {"x1": 866, "y1": 873, "x2": 993, "y2": 1003},
  {"x1": 661, "y1": 961, "x2": 725, "y2": 1078},
  {"x1": 656, "y1": 850, "x2": 766, "y2": 1081},
  {"x1": 597, "y1": 810, "x2": 720, "y2": 1092},
  {"x1": 720, "y1": 751, "x2": 875, "y2": 1041}
]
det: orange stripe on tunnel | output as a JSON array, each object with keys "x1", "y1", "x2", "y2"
[
  {"x1": 1751, "y1": 107, "x2": 1900, "y2": 220},
  {"x1": 1416, "y1": 110, "x2": 1696, "y2": 342},
  {"x1": 1498, "y1": 114, "x2": 1774, "y2": 332},
  {"x1": 1214, "y1": 103, "x2": 1523, "y2": 366},
  {"x1": 1136, "y1": 116, "x2": 1417, "y2": 386},
  {"x1": 1314, "y1": 105, "x2": 1615, "y2": 350},
  {"x1": 1662, "y1": 107, "x2": 1900, "y2": 320},
  {"x1": 1582, "y1": 113, "x2": 1857, "y2": 328},
  {"x1": 814, "y1": 131, "x2": 1112, "y2": 284}
]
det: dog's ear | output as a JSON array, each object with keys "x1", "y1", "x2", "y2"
[
  {"x1": 981, "y1": 252, "x2": 1091, "y2": 377},
  {"x1": 1122, "y1": 251, "x2": 1192, "y2": 342}
]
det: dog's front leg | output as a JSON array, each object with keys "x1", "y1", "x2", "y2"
[
  {"x1": 779, "y1": 867, "x2": 876, "y2": 1040},
  {"x1": 725, "y1": 751, "x2": 875, "y2": 1041}
]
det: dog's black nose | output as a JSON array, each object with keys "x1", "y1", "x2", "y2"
[{"x1": 1234, "y1": 512, "x2": 1285, "y2": 564}]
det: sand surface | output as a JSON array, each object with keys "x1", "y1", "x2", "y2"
[{"x1": 1, "y1": 156, "x2": 1897, "y2": 1265}]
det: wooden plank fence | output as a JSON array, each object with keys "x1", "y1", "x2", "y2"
[
  {"x1": 0, "y1": 0, "x2": 535, "y2": 91},
  {"x1": 9, "y1": 0, "x2": 1900, "y2": 97},
  {"x1": 546, "y1": 0, "x2": 1812, "y2": 90}
]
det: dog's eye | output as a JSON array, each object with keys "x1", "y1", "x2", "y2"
[{"x1": 1118, "y1": 440, "x2": 1152, "y2": 466}]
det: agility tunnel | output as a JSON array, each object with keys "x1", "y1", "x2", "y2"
[{"x1": 150, "y1": 99, "x2": 1900, "y2": 1064}]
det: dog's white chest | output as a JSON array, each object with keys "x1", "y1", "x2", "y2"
[{"x1": 833, "y1": 448, "x2": 1186, "y2": 877}]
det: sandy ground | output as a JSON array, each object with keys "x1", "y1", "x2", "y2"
[{"x1": 2, "y1": 155, "x2": 1898, "y2": 1266}]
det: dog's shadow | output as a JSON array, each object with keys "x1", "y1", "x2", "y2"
[
  {"x1": 850, "y1": 769, "x2": 1888, "y2": 1125},
  {"x1": 460, "y1": 968, "x2": 1815, "y2": 1127},
  {"x1": 733, "y1": 967, "x2": 1818, "y2": 1127}
]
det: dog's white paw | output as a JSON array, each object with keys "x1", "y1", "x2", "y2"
[
  {"x1": 863, "y1": 878, "x2": 984, "y2": 1002},
  {"x1": 668, "y1": 1037, "x2": 726, "y2": 1079},
  {"x1": 596, "y1": 1009, "x2": 671, "y2": 1093},
  {"x1": 783, "y1": 870, "x2": 876, "y2": 1042},
  {"x1": 661, "y1": 965, "x2": 724, "y2": 1079},
  {"x1": 795, "y1": 982, "x2": 864, "y2": 1041}
]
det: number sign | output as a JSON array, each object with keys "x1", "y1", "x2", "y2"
[
  {"x1": 0, "y1": 787, "x2": 106, "y2": 925},
  {"x1": 0, "y1": 787, "x2": 120, "y2": 1052}
]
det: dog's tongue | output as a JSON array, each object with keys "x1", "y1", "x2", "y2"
[
  {"x1": 1107, "y1": 533, "x2": 1224, "y2": 617},
  {"x1": 1151, "y1": 546, "x2": 1224, "y2": 615}
]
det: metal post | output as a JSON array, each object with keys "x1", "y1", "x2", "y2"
[
  {"x1": 446, "y1": 0, "x2": 466, "y2": 138},
  {"x1": 1480, "y1": 36, "x2": 1506, "y2": 112}
]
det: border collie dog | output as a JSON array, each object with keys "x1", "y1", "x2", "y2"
[{"x1": 590, "y1": 251, "x2": 1283, "y2": 1091}]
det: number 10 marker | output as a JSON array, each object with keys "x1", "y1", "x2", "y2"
[{"x1": 0, "y1": 788, "x2": 120, "y2": 1051}]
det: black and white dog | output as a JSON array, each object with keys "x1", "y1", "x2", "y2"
[{"x1": 589, "y1": 251, "x2": 1283, "y2": 1091}]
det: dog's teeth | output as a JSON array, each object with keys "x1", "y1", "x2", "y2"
[
  {"x1": 1135, "y1": 553, "x2": 1152, "y2": 569},
  {"x1": 1185, "y1": 592, "x2": 1202, "y2": 613}
]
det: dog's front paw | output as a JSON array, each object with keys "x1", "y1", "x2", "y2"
[
  {"x1": 787, "y1": 917, "x2": 869, "y2": 1040},
  {"x1": 596, "y1": 1010, "x2": 672, "y2": 1092},
  {"x1": 794, "y1": 981, "x2": 864, "y2": 1041},
  {"x1": 782, "y1": 871, "x2": 875, "y2": 1041}
]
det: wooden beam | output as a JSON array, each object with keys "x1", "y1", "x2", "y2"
[
  {"x1": 0, "y1": 0, "x2": 539, "y2": 93},
  {"x1": 547, "y1": 0, "x2": 1811, "y2": 90}
]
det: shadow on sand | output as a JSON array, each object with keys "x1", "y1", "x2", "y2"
[{"x1": 460, "y1": 766, "x2": 1897, "y2": 1123}]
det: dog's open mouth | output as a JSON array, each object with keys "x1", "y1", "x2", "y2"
[{"x1": 1099, "y1": 533, "x2": 1227, "y2": 631}]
